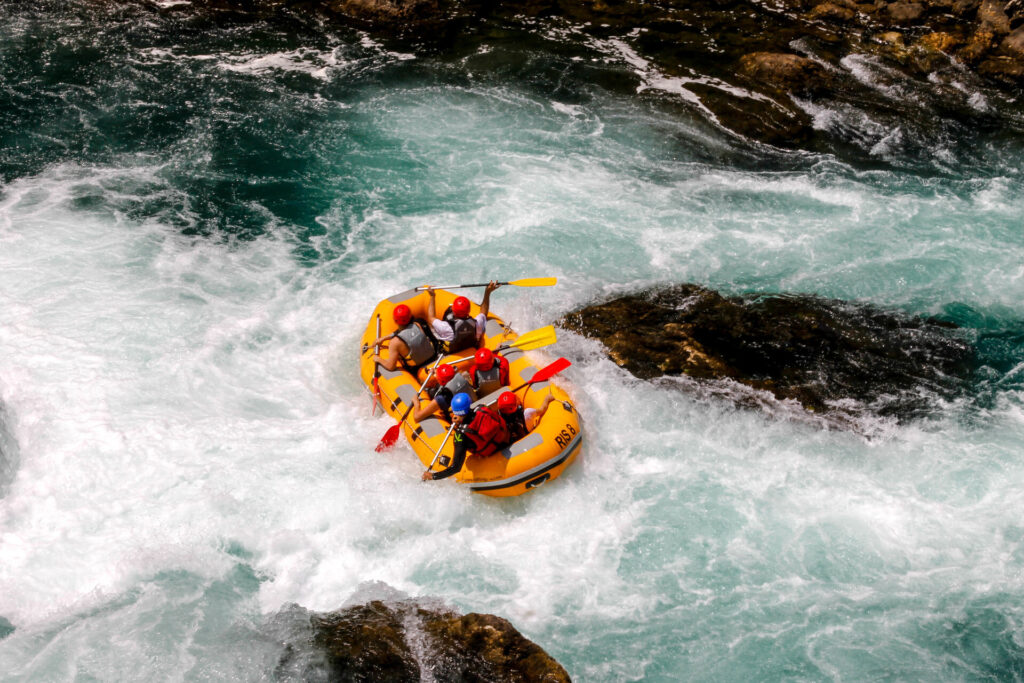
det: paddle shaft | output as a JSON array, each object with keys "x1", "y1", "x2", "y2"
[
  {"x1": 425, "y1": 422, "x2": 458, "y2": 474},
  {"x1": 415, "y1": 277, "x2": 555, "y2": 291},
  {"x1": 370, "y1": 315, "x2": 382, "y2": 415}
]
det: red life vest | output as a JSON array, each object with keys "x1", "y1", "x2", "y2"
[{"x1": 460, "y1": 406, "x2": 509, "y2": 456}]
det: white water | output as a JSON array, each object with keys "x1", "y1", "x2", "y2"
[{"x1": 3, "y1": 8, "x2": 1024, "y2": 680}]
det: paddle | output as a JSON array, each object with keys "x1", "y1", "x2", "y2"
[
  {"x1": 375, "y1": 356, "x2": 445, "y2": 453},
  {"x1": 423, "y1": 421, "x2": 458, "y2": 479},
  {"x1": 370, "y1": 314, "x2": 382, "y2": 416},
  {"x1": 446, "y1": 326, "x2": 558, "y2": 367},
  {"x1": 415, "y1": 277, "x2": 557, "y2": 291},
  {"x1": 508, "y1": 357, "x2": 571, "y2": 395}
]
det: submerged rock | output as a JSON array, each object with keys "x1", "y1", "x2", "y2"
[
  {"x1": 560, "y1": 284, "x2": 975, "y2": 423},
  {"x1": 274, "y1": 599, "x2": 570, "y2": 682}
]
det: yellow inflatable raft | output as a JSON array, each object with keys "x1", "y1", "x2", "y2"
[{"x1": 359, "y1": 288, "x2": 582, "y2": 497}]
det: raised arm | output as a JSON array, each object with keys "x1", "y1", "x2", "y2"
[
  {"x1": 479, "y1": 280, "x2": 500, "y2": 318},
  {"x1": 426, "y1": 288, "x2": 439, "y2": 325}
]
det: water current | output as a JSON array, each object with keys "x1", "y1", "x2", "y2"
[{"x1": 2, "y1": 1, "x2": 1024, "y2": 680}]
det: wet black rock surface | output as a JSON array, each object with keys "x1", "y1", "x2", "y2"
[
  {"x1": 274, "y1": 599, "x2": 571, "y2": 682},
  {"x1": 158, "y1": 0, "x2": 1024, "y2": 155},
  {"x1": 560, "y1": 284, "x2": 976, "y2": 423}
]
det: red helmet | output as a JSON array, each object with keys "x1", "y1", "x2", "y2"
[
  {"x1": 393, "y1": 304, "x2": 412, "y2": 326},
  {"x1": 452, "y1": 296, "x2": 471, "y2": 318},
  {"x1": 436, "y1": 363, "x2": 455, "y2": 384},
  {"x1": 474, "y1": 347, "x2": 494, "y2": 371},
  {"x1": 497, "y1": 391, "x2": 519, "y2": 414}
]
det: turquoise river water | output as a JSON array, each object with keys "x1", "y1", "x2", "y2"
[{"x1": 2, "y1": 1, "x2": 1024, "y2": 680}]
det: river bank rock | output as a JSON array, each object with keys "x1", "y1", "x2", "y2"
[
  {"x1": 158, "y1": 0, "x2": 1024, "y2": 148},
  {"x1": 324, "y1": 0, "x2": 440, "y2": 24},
  {"x1": 274, "y1": 599, "x2": 571, "y2": 681},
  {"x1": 559, "y1": 284, "x2": 975, "y2": 423}
]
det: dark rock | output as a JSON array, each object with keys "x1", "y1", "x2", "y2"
[
  {"x1": 1009, "y1": 0, "x2": 1024, "y2": 27},
  {"x1": 680, "y1": 83, "x2": 816, "y2": 148},
  {"x1": 424, "y1": 612, "x2": 572, "y2": 682},
  {"x1": 157, "y1": 0, "x2": 1024, "y2": 147},
  {"x1": 559, "y1": 284, "x2": 975, "y2": 423},
  {"x1": 876, "y1": 30, "x2": 908, "y2": 45},
  {"x1": 1001, "y1": 25, "x2": 1024, "y2": 54},
  {"x1": 323, "y1": 0, "x2": 440, "y2": 23},
  {"x1": 978, "y1": 53, "x2": 1024, "y2": 80},
  {"x1": 953, "y1": 0, "x2": 983, "y2": 15},
  {"x1": 276, "y1": 599, "x2": 571, "y2": 682},
  {"x1": 978, "y1": 0, "x2": 1013, "y2": 33},
  {"x1": 808, "y1": 2, "x2": 858, "y2": 20},
  {"x1": 738, "y1": 52, "x2": 833, "y2": 96},
  {"x1": 958, "y1": 28, "x2": 998, "y2": 62},
  {"x1": 886, "y1": 1, "x2": 927, "y2": 22},
  {"x1": 312, "y1": 601, "x2": 421, "y2": 681},
  {"x1": 917, "y1": 30, "x2": 964, "y2": 52}
]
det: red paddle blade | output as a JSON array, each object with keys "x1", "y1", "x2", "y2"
[
  {"x1": 530, "y1": 357, "x2": 571, "y2": 385},
  {"x1": 375, "y1": 424, "x2": 401, "y2": 452}
]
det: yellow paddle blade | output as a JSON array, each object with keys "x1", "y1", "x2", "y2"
[
  {"x1": 505, "y1": 325, "x2": 557, "y2": 351},
  {"x1": 508, "y1": 277, "x2": 557, "y2": 288}
]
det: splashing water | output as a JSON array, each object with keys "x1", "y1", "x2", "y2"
[{"x1": 2, "y1": 2, "x2": 1024, "y2": 680}]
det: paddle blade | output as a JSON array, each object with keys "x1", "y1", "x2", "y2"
[
  {"x1": 507, "y1": 325, "x2": 557, "y2": 351},
  {"x1": 530, "y1": 357, "x2": 571, "y2": 384},
  {"x1": 376, "y1": 424, "x2": 401, "y2": 452},
  {"x1": 508, "y1": 277, "x2": 557, "y2": 288}
]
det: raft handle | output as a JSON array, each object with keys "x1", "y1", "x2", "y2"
[{"x1": 525, "y1": 474, "x2": 551, "y2": 490}]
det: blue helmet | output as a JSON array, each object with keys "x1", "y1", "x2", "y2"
[{"x1": 451, "y1": 392, "x2": 472, "y2": 416}]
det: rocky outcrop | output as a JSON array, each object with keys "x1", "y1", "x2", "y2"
[
  {"x1": 275, "y1": 599, "x2": 571, "y2": 681},
  {"x1": 321, "y1": 0, "x2": 445, "y2": 26},
  {"x1": 560, "y1": 284, "x2": 975, "y2": 423},
  {"x1": 738, "y1": 52, "x2": 833, "y2": 96},
  {"x1": 158, "y1": 0, "x2": 1024, "y2": 148}
]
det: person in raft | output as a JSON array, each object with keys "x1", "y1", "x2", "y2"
[
  {"x1": 466, "y1": 347, "x2": 510, "y2": 397},
  {"x1": 412, "y1": 362, "x2": 478, "y2": 423},
  {"x1": 422, "y1": 392, "x2": 509, "y2": 481},
  {"x1": 368, "y1": 303, "x2": 439, "y2": 378},
  {"x1": 497, "y1": 390, "x2": 556, "y2": 444},
  {"x1": 426, "y1": 281, "x2": 500, "y2": 354}
]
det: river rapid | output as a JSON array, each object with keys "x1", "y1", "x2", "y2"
[{"x1": 2, "y1": 2, "x2": 1024, "y2": 680}]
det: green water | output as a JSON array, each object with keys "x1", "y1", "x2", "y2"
[{"x1": 2, "y1": 1, "x2": 1024, "y2": 680}]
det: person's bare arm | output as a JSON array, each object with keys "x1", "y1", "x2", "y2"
[
  {"x1": 426, "y1": 288, "x2": 439, "y2": 325},
  {"x1": 373, "y1": 338, "x2": 408, "y2": 372},
  {"x1": 479, "y1": 281, "x2": 500, "y2": 318},
  {"x1": 412, "y1": 395, "x2": 439, "y2": 422}
]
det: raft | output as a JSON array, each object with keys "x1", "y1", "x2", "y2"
[{"x1": 359, "y1": 288, "x2": 583, "y2": 497}]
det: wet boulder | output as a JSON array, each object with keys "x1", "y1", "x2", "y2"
[
  {"x1": 738, "y1": 52, "x2": 833, "y2": 97},
  {"x1": 559, "y1": 284, "x2": 975, "y2": 423},
  {"x1": 323, "y1": 0, "x2": 444, "y2": 25},
  {"x1": 275, "y1": 599, "x2": 571, "y2": 682},
  {"x1": 886, "y1": 1, "x2": 927, "y2": 22}
]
